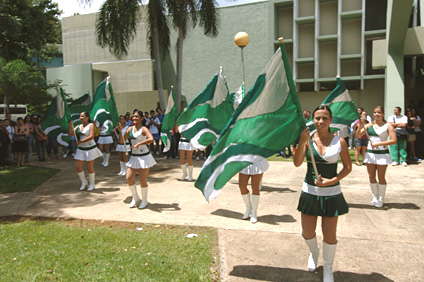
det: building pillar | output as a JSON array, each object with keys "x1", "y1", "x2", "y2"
[{"x1": 385, "y1": 0, "x2": 413, "y2": 117}]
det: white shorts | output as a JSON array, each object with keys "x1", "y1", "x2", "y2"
[
  {"x1": 127, "y1": 153, "x2": 157, "y2": 169},
  {"x1": 74, "y1": 147, "x2": 103, "y2": 161},
  {"x1": 240, "y1": 159, "x2": 270, "y2": 175},
  {"x1": 97, "y1": 136, "x2": 113, "y2": 144}
]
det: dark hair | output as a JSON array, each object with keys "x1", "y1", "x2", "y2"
[
  {"x1": 312, "y1": 105, "x2": 333, "y2": 118},
  {"x1": 395, "y1": 106, "x2": 402, "y2": 113},
  {"x1": 81, "y1": 111, "x2": 93, "y2": 123},
  {"x1": 133, "y1": 110, "x2": 146, "y2": 126},
  {"x1": 133, "y1": 109, "x2": 138, "y2": 114},
  {"x1": 156, "y1": 107, "x2": 162, "y2": 112},
  {"x1": 24, "y1": 115, "x2": 31, "y2": 121},
  {"x1": 150, "y1": 110, "x2": 155, "y2": 114},
  {"x1": 17, "y1": 117, "x2": 24, "y2": 122},
  {"x1": 358, "y1": 107, "x2": 364, "y2": 112}
]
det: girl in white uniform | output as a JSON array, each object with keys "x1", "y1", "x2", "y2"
[
  {"x1": 68, "y1": 112, "x2": 103, "y2": 191},
  {"x1": 115, "y1": 115, "x2": 130, "y2": 176},
  {"x1": 175, "y1": 121, "x2": 196, "y2": 181},
  {"x1": 124, "y1": 110, "x2": 156, "y2": 209},
  {"x1": 239, "y1": 158, "x2": 269, "y2": 223},
  {"x1": 97, "y1": 122, "x2": 113, "y2": 167},
  {"x1": 356, "y1": 105, "x2": 397, "y2": 208}
]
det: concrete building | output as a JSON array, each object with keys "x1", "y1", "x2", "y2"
[{"x1": 47, "y1": 0, "x2": 424, "y2": 117}]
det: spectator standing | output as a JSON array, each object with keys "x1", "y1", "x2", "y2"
[
  {"x1": 4, "y1": 119, "x2": 14, "y2": 164},
  {"x1": 24, "y1": 115, "x2": 35, "y2": 163},
  {"x1": 0, "y1": 119, "x2": 10, "y2": 169},
  {"x1": 12, "y1": 117, "x2": 29, "y2": 167},
  {"x1": 406, "y1": 108, "x2": 422, "y2": 161},
  {"x1": 34, "y1": 116, "x2": 48, "y2": 161},
  {"x1": 147, "y1": 110, "x2": 161, "y2": 155},
  {"x1": 388, "y1": 107, "x2": 408, "y2": 167}
]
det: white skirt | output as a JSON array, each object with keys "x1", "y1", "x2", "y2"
[
  {"x1": 74, "y1": 147, "x2": 103, "y2": 161},
  {"x1": 178, "y1": 141, "x2": 195, "y2": 151},
  {"x1": 364, "y1": 152, "x2": 392, "y2": 165},
  {"x1": 240, "y1": 159, "x2": 270, "y2": 175},
  {"x1": 97, "y1": 136, "x2": 113, "y2": 144},
  {"x1": 116, "y1": 144, "x2": 130, "y2": 152},
  {"x1": 127, "y1": 153, "x2": 157, "y2": 169}
]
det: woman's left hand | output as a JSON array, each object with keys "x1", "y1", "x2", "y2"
[
  {"x1": 76, "y1": 141, "x2": 82, "y2": 146},
  {"x1": 371, "y1": 142, "x2": 380, "y2": 148},
  {"x1": 314, "y1": 175, "x2": 334, "y2": 187}
]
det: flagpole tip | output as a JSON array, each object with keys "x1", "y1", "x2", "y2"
[{"x1": 278, "y1": 37, "x2": 284, "y2": 43}]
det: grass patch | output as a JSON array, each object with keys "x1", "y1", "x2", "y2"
[
  {"x1": 0, "y1": 216, "x2": 219, "y2": 281},
  {"x1": 0, "y1": 166, "x2": 59, "y2": 194}
]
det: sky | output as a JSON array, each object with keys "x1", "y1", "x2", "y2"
[{"x1": 53, "y1": 0, "x2": 263, "y2": 18}]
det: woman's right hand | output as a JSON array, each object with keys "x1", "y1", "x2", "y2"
[{"x1": 299, "y1": 127, "x2": 310, "y2": 144}]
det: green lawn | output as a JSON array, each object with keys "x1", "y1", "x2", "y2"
[
  {"x1": 0, "y1": 166, "x2": 59, "y2": 194},
  {"x1": 0, "y1": 217, "x2": 219, "y2": 281}
]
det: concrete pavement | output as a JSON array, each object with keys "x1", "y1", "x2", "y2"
[{"x1": 1, "y1": 154, "x2": 423, "y2": 281}]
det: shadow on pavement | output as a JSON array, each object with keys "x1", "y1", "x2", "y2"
[
  {"x1": 229, "y1": 265, "x2": 394, "y2": 282},
  {"x1": 261, "y1": 186, "x2": 297, "y2": 193},
  {"x1": 349, "y1": 202, "x2": 420, "y2": 210},
  {"x1": 211, "y1": 209, "x2": 296, "y2": 225}
]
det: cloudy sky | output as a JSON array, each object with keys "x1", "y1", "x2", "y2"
[{"x1": 53, "y1": 0, "x2": 263, "y2": 18}]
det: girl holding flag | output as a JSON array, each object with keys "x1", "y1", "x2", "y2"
[
  {"x1": 114, "y1": 115, "x2": 130, "y2": 176},
  {"x1": 68, "y1": 112, "x2": 103, "y2": 191},
  {"x1": 294, "y1": 105, "x2": 352, "y2": 282},
  {"x1": 124, "y1": 110, "x2": 156, "y2": 209},
  {"x1": 356, "y1": 105, "x2": 396, "y2": 208}
]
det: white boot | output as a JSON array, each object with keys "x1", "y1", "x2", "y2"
[
  {"x1": 128, "y1": 185, "x2": 140, "y2": 208},
  {"x1": 250, "y1": 194, "x2": 260, "y2": 223},
  {"x1": 87, "y1": 173, "x2": 96, "y2": 191},
  {"x1": 375, "y1": 184, "x2": 386, "y2": 208},
  {"x1": 370, "y1": 183, "x2": 378, "y2": 206},
  {"x1": 323, "y1": 241, "x2": 337, "y2": 282},
  {"x1": 117, "y1": 162, "x2": 124, "y2": 175},
  {"x1": 121, "y1": 162, "x2": 127, "y2": 176},
  {"x1": 101, "y1": 153, "x2": 106, "y2": 165},
  {"x1": 180, "y1": 164, "x2": 187, "y2": 180},
  {"x1": 241, "y1": 193, "x2": 251, "y2": 220},
  {"x1": 103, "y1": 153, "x2": 110, "y2": 167},
  {"x1": 303, "y1": 235, "x2": 319, "y2": 272},
  {"x1": 187, "y1": 165, "x2": 194, "y2": 181},
  {"x1": 138, "y1": 187, "x2": 148, "y2": 209},
  {"x1": 77, "y1": 171, "x2": 87, "y2": 191}
]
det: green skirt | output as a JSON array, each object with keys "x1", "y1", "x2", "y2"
[{"x1": 297, "y1": 191, "x2": 349, "y2": 217}]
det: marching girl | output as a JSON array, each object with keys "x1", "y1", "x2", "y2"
[
  {"x1": 175, "y1": 122, "x2": 196, "y2": 181},
  {"x1": 97, "y1": 121, "x2": 113, "y2": 167},
  {"x1": 115, "y1": 115, "x2": 131, "y2": 176},
  {"x1": 124, "y1": 110, "x2": 156, "y2": 209},
  {"x1": 294, "y1": 105, "x2": 352, "y2": 282},
  {"x1": 239, "y1": 159, "x2": 269, "y2": 223},
  {"x1": 68, "y1": 112, "x2": 103, "y2": 191},
  {"x1": 356, "y1": 106, "x2": 396, "y2": 208}
]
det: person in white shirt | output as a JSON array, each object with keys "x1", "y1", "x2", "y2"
[
  {"x1": 388, "y1": 106, "x2": 408, "y2": 166},
  {"x1": 147, "y1": 110, "x2": 161, "y2": 155}
]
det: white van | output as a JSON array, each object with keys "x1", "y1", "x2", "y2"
[{"x1": 0, "y1": 104, "x2": 28, "y2": 120}]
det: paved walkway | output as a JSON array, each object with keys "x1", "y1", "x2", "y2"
[{"x1": 1, "y1": 154, "x2": 423, "y2": 281}]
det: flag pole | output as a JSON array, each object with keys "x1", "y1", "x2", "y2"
[{"x1": 122, "y1": 129, "x2": 129, "y2": 156}]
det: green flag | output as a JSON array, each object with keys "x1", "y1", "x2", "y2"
[
  {"x1": 194, "y1": 43, "x2": 305, "y2": 201},
  {"x1": 41, "y1": 88, "x2": 72, "y2": 146},
  {"x1": 160, "y1": 88, "x2": 179, "y2": 152},
  {"x1": 89, "y1": 77, "x2": 119, "y2": 135},
  {"x1": 230, "y1": 83, "x2": 245, "y2": 110},
  {"x1": 177, "y1": 67, "x2": 234, "y2": 150},
  {"x1": 306, "y1": 77, "x2": 360, "y2": 133},
  {"x1": 69, "y1": 93, "x2": 91, "y2": 126}
]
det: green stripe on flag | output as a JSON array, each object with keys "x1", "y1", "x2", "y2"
[
  {"x1": 161, "y1": 88, "x2": 179, "y2": 152},
  {"x1": 194, "y1": 43, "x2": 305, "y2": 201},
  {"x1": 177, "y1": 67, "x2": 234, "y2": 150}
]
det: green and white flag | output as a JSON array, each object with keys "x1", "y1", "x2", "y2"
[
  {"x1": 89, "y1": 77, "x2": 119, "y2": 135},
  {"x1": 177, "y1": 67, "x2": 234, "y2": 150},
  {"x1": 306, "y1": 77, "x2": 360, "y2": 133},
  {"x1": 161, "y1": 87, "x2": 179, "y2": 152},
  {"x1": 69, "y1": 93, "x2": 91, "y2": 126},
  {"x1": 41, "y1": 88, "x2": 72, "y2": 146},
  {"x1": 195, "y1": 43, "x2": 305, "y2": 201},
  {"x1": 230, "y1": 83, "x2": 245, "y2": 110}
]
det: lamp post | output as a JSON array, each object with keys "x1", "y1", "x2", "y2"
[{"x1": 234, "y1": 32, "x2": 249, "y2": 84}]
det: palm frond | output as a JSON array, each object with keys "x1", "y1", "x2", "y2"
[{"x1": 199, "y1": 0, "x2": 219, "y2": 37}]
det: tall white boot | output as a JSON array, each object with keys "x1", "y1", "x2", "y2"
[
  {"x1": 117, "y1": 162, "x2": 124, "y2": 175},
  {"x1": 87, "y1": 173, "x2": 96, "y2": 191},
  {"x1": 323, "y1": 241, "x2": 337, "y2": 282},
  {"x1": 370, "y1": 183, "x2": 378, "y2": 206},
  {"x1": 121, "y1": 162, "x2": 127, "y2": 176},
  {"x1": 128, "y1": 185, "x2": 140, "y2": 208},
  {"x1": 101, "y1": 153, "x2": 106, "y2": 165},
  {"x1": 241, "y1": 193, "x2": 251, "y2": 220},
  {"x1": 180, "y1": 164, "x2": 187, "y2": 180},
  {"x1": 103, "y1": 153, "x2": 110, "y2": 167},
  {"x1": 77, "y1": 171, "x2": 87, "y2": 191},
  {"x1": 375, "y1": 184, "x2": 386, "y2": 208},
  {"x1": 250, "y1": 194, "x2": 260, "y2": 223},
  {"x1": 138, "y1": 187, "x2": 148, "y2": 209},
  {"x1": 187, "y1": 165, "x2": 194, "y2": 181},
  {"x1": 303, "y1": 235, "x2": 319, "y2": 272}
]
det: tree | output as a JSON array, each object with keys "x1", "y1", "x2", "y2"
[
  {"x1": 89, "y1": 0, "x2": 170, "y2": 110},
  {"x1": 167, "y1": 0, "x2": 219, "y2": 112}
]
